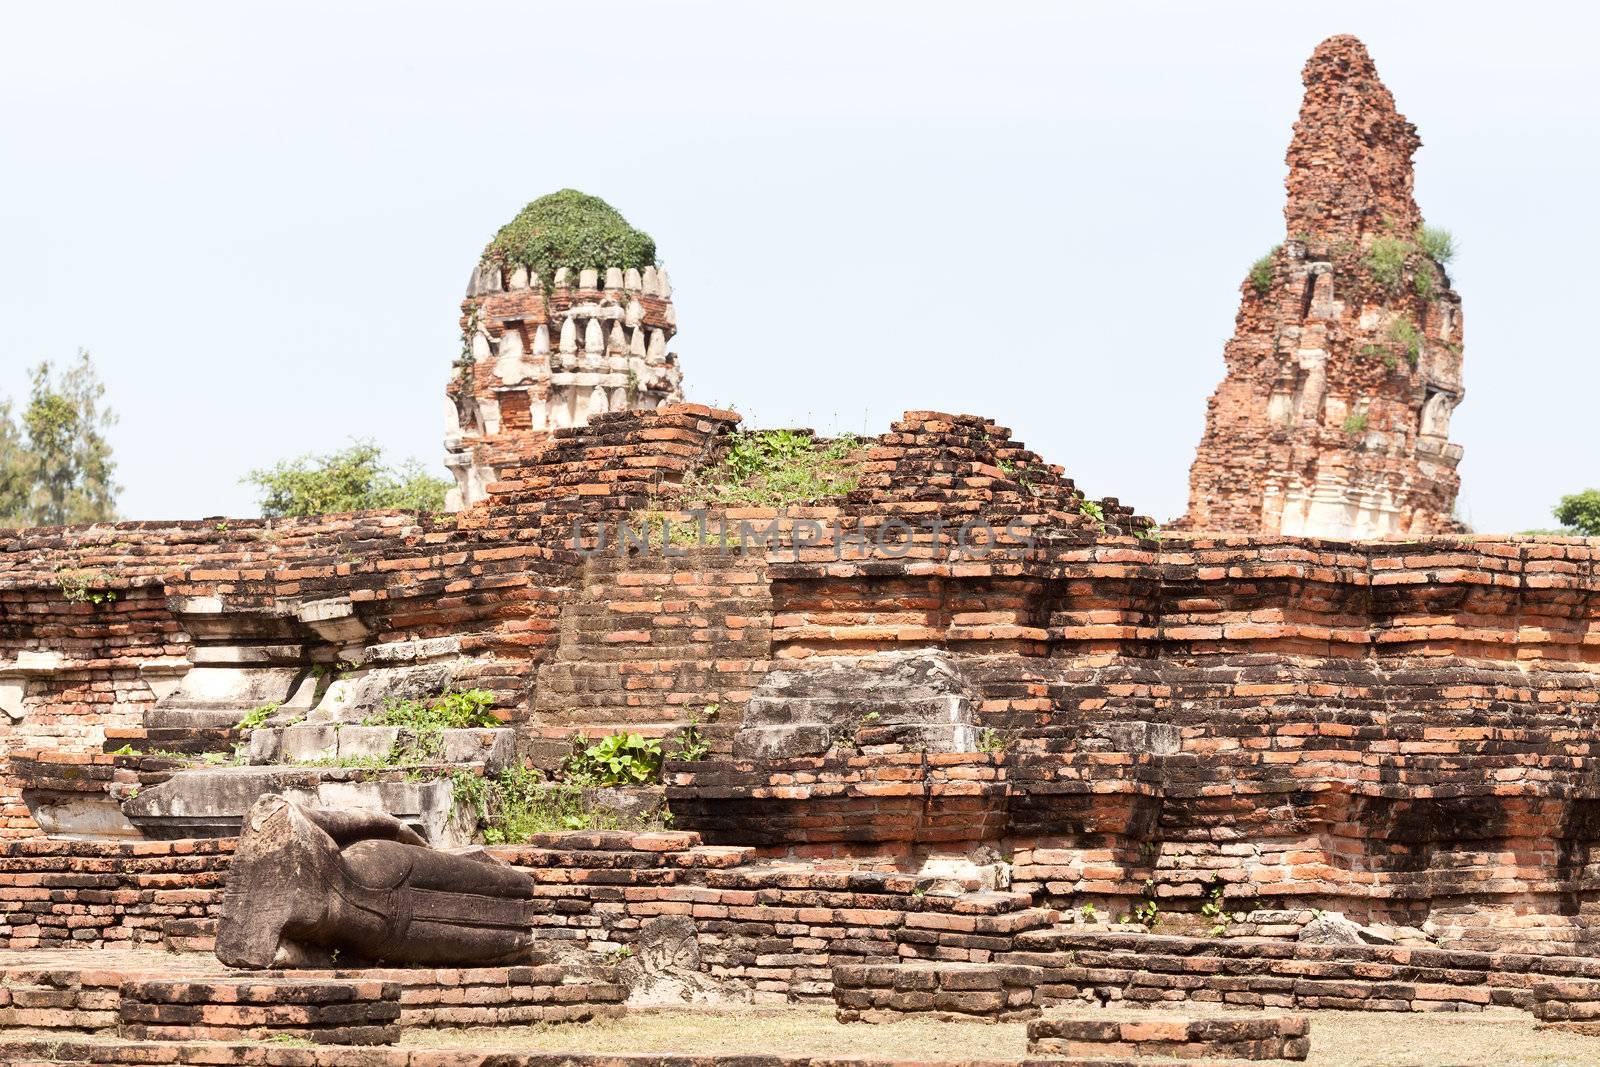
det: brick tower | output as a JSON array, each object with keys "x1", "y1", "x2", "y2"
[
  {"x1": 443, "y1": 191, "x2": 684, "y2": 510},
  {"x1": 1176, "y1": 36, "x2": 1464, "y2": 538}
]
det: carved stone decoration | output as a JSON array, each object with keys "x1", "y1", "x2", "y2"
[
  {"x1": 215, "y1": 794, "x2": 538, "y2": 969},
  {"x1": 615, "y1": 916, "x2": 747, "y2": 1006}
]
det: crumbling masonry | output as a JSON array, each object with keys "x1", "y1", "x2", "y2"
[
  {"x1": 1, "y1": 34, "x2": 1597, "y2": 1067},
  {"x1": 1177, "y1": 35, "x2": 1465, "y2": 539}
]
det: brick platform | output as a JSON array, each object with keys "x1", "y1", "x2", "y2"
[
  {"x1": 119, "y1": 977, "x2": 402, "y2": 1045},
  {"x1": 1028, "y1": 1014, "x2": 1310, "y2": 1061},
  {"x1": 1531, "y1": 980, "x2": 1600, "y2": 1023},
  {"x1": 0, "y1": 951, "x2": 623, "y2": 1041},
  {"x1": 1000, "y1": 929, "x2": 1600, "y2": 1013},
  {"x1": 833, "y1": 962, "x2": 1043, "y2": 1023}
]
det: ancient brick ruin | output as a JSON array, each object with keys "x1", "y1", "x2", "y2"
[
  {"x1": 0, "y1": 33, "x2": 1594, "y2": 1067},
  {"x1": 445, "y1": 195, "x2": 684, "y2": 509},
  {"x1": 1178, "y1": 35, "x2": 1465, "y2": 539}
]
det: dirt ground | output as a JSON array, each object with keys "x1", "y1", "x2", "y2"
[{"x1": 401, "y1": 1005, "x2": 1600, "y2": 1066}]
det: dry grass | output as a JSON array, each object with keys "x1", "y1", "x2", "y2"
[
  {"x1": 400, "y1": 1006, "x2": 1026, "y2": 1059},
  {"x1": 400, "y1": 1006, "x2": 1600, "y2": 1066}
]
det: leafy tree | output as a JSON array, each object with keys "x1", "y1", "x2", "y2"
[
  {"x1": 0, "y1": 398, "x2": 28, "y2": 523},
  {"x1": 0, "y1": 351, "x2": 120, "y2": 527},
  {"x1": 1554, "y1": 490, "x2": 1600, "y2": 536},
  {"x1": 244, "y1": 440, "x2": 450, "y2": 518}
]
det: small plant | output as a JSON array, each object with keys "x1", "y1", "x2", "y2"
[
  {"x1": 55, "y1": 568, "x2": 116, "y2": 604},
  {"x1": 975, "y1": 727, "x2": 1012, "y2": 754},
  {"x1": 564, "y1": 731, "x2": 663, "y2": 787},
  {"x1": 1080, "y1": 902, "x2": 1098, "y2": 922},
  {"x1": 1416, "y1": 224, "x2": 1456, "y2": 264},
  {"x1": 1342, "y1": 411, "x2": 1369, "y2": 435},
  {"x1": 605, "y1": 945, "x2": 634, "y2": 962},
  {"x1": 1362, "y1": 235, "x2": 1410, "y2": 294},
  {"x1": 1387, "y1": 317, "x2": 1422, "y2": 367},
  {"x1": 236, "y1": 702, "x2": 279, "y2": 730},
  {"x1": 1077, "y1": 499, "x2": 1106, "y2": 530},
  {"x1": 1412, "y1": 266, "x2": 1436, "y2": 301},
  {"x1": 1199, "y1": 877, "x2": 1229, "y2": 936},
  {"x1": 111, "y1": 743, "x2": 139, "y2": 756},
  {"x1": 1248, "y1": 245, "x2": 1279, "y2": 294},
  {"x1": 667, "y1": 704, "x2": 719, "y2": 762}
]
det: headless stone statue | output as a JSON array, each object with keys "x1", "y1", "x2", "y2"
[{"x1": 215, "y1": 794, "x2": 538, "y2": 968}]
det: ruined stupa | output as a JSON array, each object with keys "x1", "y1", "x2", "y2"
[
  {"x1": 1177, "y1": 35, "x2": 1464, "y2": 538},
  {"x1": 443, "y1": 190, "x2": 684, "y2": 509}
]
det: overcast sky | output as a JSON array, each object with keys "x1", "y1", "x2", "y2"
[{"x1": 2, "y1": 1, "x2": 1596, "y2": 532}]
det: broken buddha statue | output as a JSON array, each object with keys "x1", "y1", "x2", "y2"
[{"x1": 215, "y1": 793, "x2": 539, "y2": 968}]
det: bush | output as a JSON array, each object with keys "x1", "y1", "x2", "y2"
[
  {"x1": 1416, "y1": 224, "x2": 1456, "y2": 264},
  {"x1": 1363, "y1": 236, "x2": 1410, "y2": 293},
  {"x1": 1342, "y1": 412, "x2": 1369, "y2": 434},
  {"x1": 484, "y1": 189, "x2": 656, "y2": 280},
  {"x1": 244, "y1": 441, "x2": 449, "y2": 517},
  {"x1": 1248, "y1": 246, "x2": 1280, "y2": 295},
  {"x1": 1554, "y1": 490, "x2": 1600, "y2": 536}
]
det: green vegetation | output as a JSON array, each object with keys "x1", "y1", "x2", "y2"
[
  {"x1": 1416, "y1": 224, "x2": 1456, "y2": 264},
  {"x1": 244, "y1": 440, "x2": 450, "y2": 517},
  {"x1": 564, "y1": 731, "x2": 663, "y2": 787},
  {"x1": 363, "y1": 688, "x2": 498, "y2": 732},
  {"x1": 484, "y1": 189, "x2": 656, "y2": 281},
  {"x1": 683, "y1": 430, "x2": 863, "y2": 509},
  {"x1": 1387, "y1": 317, "x2": 1422, "y2": 367},
  {"x1": 236, "y1": 702, "x2": 279, "y2": 730},
  {"x1": 1248, "y1": 246, "x2": 1280, "y2": 295},
  {"x1": 55, "y1": 566, "x2": 117, "y2": 604},
  {"x1": 1199, "y1": 876, "x2": 1229, "y2": 936},
  {"x1": 1362, "y1": 235, "x2": 1410, "y2": 294},
  {"x1": 452, "y1": 763, "x2": 666, "y2": 843},
  {"x1": 1342, "y1": 411, "x2": 1369, "y2": 435},
  {"x1": 1413, "y1": 265, "x2": 1436, "y2": 300},
  {"x1": 1, "y1": 351, "x2": 119, "y2": 528},
  {"x1": 1553, "y1": 490, "x2": 1600, "y2": 536},
  {"x1": 666, "y1": 705, "x2": 718, "y2": 762},
  {"x1": 975, "y1": 726, "x2": 1018, "y2": 754}
]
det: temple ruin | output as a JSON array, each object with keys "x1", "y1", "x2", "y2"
[
  {"x1": 1177, "y1": 35, "x2": 1465, "y2": 539},
  {"x1": 1, "y1": 33, "x2": 1596, "y2": 1067}
]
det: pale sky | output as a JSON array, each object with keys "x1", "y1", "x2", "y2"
[{"x1": 2, "y1": 1, "x2": 1596, "y2": 532}]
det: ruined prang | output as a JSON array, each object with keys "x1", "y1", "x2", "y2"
[
  {"x1": 444, "y1": 190, "x2": 684, "y2": 509},
  {"x1": 1176, "y1": 35, "x2": 1464, "y2": 538}
]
